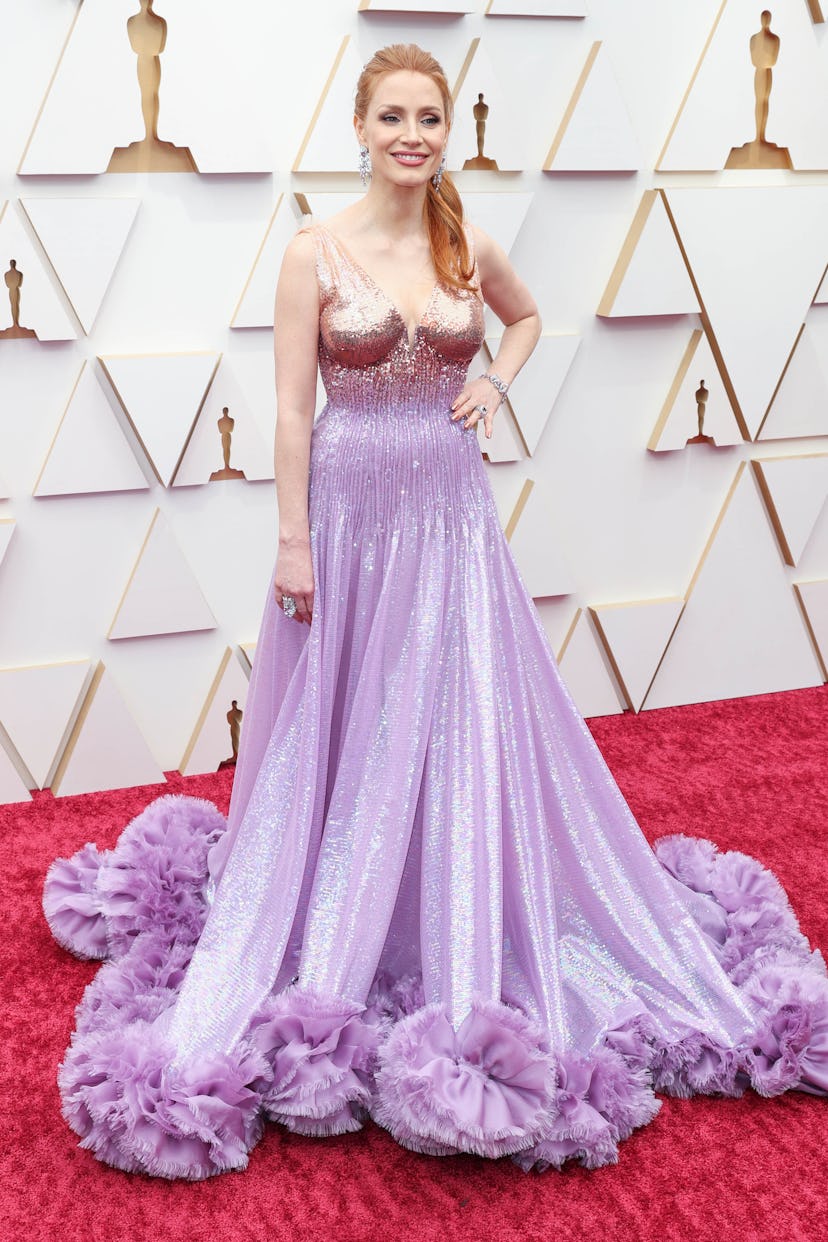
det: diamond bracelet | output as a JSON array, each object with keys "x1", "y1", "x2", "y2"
[{"x1": 479, "y1": 371, "x2": 509, "y2": 397}]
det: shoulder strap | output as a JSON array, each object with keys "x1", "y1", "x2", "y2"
[{"x1": 296, "y1": 221, "x2": 336, "y2": 306}]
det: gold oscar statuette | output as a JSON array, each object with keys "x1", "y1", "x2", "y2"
[
  {"x1": 725, "y1": 10, "x2": 792, "y2": 170},
  {"x1": 107, "y1": 0, "x2": 198, "y2": 173},
  {"x1": 463, "y1": 93, "x2": 499, "y2": 171},
  {"x1": 209, "y1": 407, "x2": 246, "y2": 481},
  {"x1": 0, "y1": 259, "x2": 37, "y2": 339},
  {"x1": 686, "y1": 379, "x2": 716, "y2": 446},
  {"x1": 218, "y1": 699, "x2": 243, "y2": 770}
]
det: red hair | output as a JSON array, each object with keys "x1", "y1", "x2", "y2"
[{"x1": 354, "y1": 44, "x2": 476, "y2": 294}]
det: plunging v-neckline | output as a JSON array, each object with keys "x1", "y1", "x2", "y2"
[{"x1": 316, "y1": 223, "x2": 440, "y2": 355}]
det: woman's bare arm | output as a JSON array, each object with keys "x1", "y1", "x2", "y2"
[
  {"x1": 272, "y1": 227, "x2": 320, "y2": 622},
  {"x1": 449, "y1": 224, "x2": 542, "y2": 437}
]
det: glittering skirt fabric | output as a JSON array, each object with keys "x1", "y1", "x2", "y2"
[{"x1": 44, "y1": 398, "x2": 828, "y2": 1179}]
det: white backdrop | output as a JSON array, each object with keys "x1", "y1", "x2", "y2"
[{"x1": 1, "y1": 0, "x2": 827, "y2": 803}]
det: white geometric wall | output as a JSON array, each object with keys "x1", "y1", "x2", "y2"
[{"x1": 1, "y1": 0, "x2": 827, "y2": 803}]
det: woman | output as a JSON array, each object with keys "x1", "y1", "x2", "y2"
[{"x1": 44, "y1": 43, "x2": 827, "y2": 1181}]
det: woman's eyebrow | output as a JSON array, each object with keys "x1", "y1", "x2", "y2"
[{"x1": 375, "y1": 102, "x2": 443, "y2": 113}]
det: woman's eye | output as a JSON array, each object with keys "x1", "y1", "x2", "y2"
[{"x1": 380, "y1": 114, "x2": 440, "y2": 125}]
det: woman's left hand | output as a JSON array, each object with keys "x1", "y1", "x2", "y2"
[{"x1": 450, "y1": 377, "x2": 502, "y2": 439}]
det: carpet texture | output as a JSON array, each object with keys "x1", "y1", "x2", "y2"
[{"x1": 2, "y1": 684, "x2": 826, "y2": 1242}]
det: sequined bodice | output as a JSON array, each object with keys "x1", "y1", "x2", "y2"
[{"x1": 307, "y1": 221, "x2": 486, "y2": 411}]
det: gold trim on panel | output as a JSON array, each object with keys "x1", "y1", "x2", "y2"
[
  {"x1": 555, "y1": 606, "x2": 582, "y2": 663},
  {"x1": 588, "y1": 607, "x2": 634, "y2": 711},
  {"x1": 753, "y1": 322, "x2": 805, "y2": 441},
  {"x1": 659, "y1": 190, "x2": 750, "y2": 441},
  {"x1": 589, "y1": 598, "x2": 685, "y2": 713},
  {"x1": 293, "y1": 192, "x2": 312, "y2": 219},
  {"x1": 503, "y1": 477, "x2": 533, "y2": 541},
  {"x1": 0, "y1": 658, "x2": 93, "y2": 789},
  {"x1": 544, "y1": 41, "x2": 601, "y2": 169},
  {"x1": 107, "y1": 508, "x2": 161, "y2": 639},
  {"x1": 99, "y1": 352, "x2": 221, "y2": 487},
  {"x1": 638, "y1": 465, "x2": 746, "y2": 709},
  {"x1": 179, "y1": 646, "x2": 231, "y2": 773},
  {"x1": 597, "y1": 190, "x2": 658, "y2": 318},
  {"x1": 293, "y1": 36, "x2": 350, "y2": 172},
  {"x1": 648, "y1": 330, "x2": 703, "y2": 451},
  {"x1": 230, "y1": 194, "x2": 284, "y2": 327},
  {"x1": 655, "y1": 0, "x2": 727, "y2": 171},
  {"x1": 793, "y1": 582, "x2": 828, "y2": 680},
  {"x1": 169, "y1": 355, "x2": 222, "y2": 486},
  {"x1": 451, "y1": 37, "x2": 479, "y2": 104},
  {"x1": 686, "y1": 462, "x2": 746, "y2": 598},
  {"x1": 751, "y1": 453, "x2": 828, "y2": 567},
  {"x1": 19, "y1": 197, "x2": 137, "y2": 335},
  {"x1": 636, "y1": 600, "x2": 688, "y2": 711},
  {"x1": 50, "y1": 658, "x2": 105, "y2": 795},
  {"x1": 0, "y1": 517, "x2": 16, "y2": 569},
  {"x1": 32, "y1": 362, "x2": 86, "y2": 496},
  {"x1": 751, "y1": 459, "x2": 795, "y2": 565},
  {"x1": 0, "y1": 720, "x2": 35, "y2": 791},
  {"x1": 16, "y1": 1, "x2": 84, "y2": 175}
]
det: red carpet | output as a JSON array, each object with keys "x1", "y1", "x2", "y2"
[{"x1": 2, "y1": 685, "x2": 826, "y2": 1242}]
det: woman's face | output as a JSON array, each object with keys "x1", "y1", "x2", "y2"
[{"x1": 355, "y1": 70, "x2": 448, "y2": 190}]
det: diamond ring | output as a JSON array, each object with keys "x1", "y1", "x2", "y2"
[{"x1": 281, "y1": 594, "x2": 297, "y2": 618}]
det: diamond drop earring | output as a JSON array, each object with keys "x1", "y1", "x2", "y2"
[
  {"x1": 432, "y1": 149, "x2": 447, "y2": 192},
  {"x1": 358, "y1": 143, "x2": 372, "y2": 186}
]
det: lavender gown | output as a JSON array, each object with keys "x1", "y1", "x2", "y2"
[{"x1": 44, "y1": 221, "x2": 828, "y2": 1179}]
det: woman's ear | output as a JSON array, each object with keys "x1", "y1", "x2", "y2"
[{"x1": 353, "y1": 115, "x2": 365, "y2": 146}]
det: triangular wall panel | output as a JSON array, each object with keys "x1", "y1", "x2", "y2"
[
  {"x1": 644, "y1": 465, "x2": 823, "y2": 709},
  {"x1": 590, "y1": 598, "x2": 684, "y2": 711},
  {"x1": 34, "y1": 362, "x2": 149, "y2": 498},
  {"x1": 179, "y1": 648, "x2": 251, "y2": 776},
  {"x1": 757, "y1": 318, "x2": 828, "y2": 441},
  {"x1": 294, "y1": 37, "x2": 366, "y2": 172},
  {"x1": 20, "y1": 197, "x2": 139, "y2": 333},
  {"x1": 794, "y1": 579, "x2": 828, "y2": 681},
  {"x1": 505, "y1": 479, "x2": 577, "y2": 597},
  {"x1": 450, "y1": 39, "x2": 528, "y2": 171},
  {"x1": 663, "y1": 187, "x2": 828, "y2": 438},
  {"x1": 173, "y1": 359, "x2": 274, "y2": 487},
  {"x1": 0, "y1": 201, "x2": 78, "y2": 340},
  {"x1": 557, "y1": 608, "x2": 627, "y2": 717},
  {"x1": 100, "y1": 352, "x2": 220, "y2": 486},
  {"x1": 598, "y1": 191, "x2": 699, "y2": 318},
  {"x1": 482, "y1": 333, "x2": 580, "y2": 458},
  {"x1": 51, "y1": 662, "x2": 165, "y2": 797},
  {"x1": 231, "y1": 195, "x2": 297, "y2": 329},
  {"x1": 648, "y1": 329, "x2": 744, "y2": 451},
  {"x1": 0, "y1": 659, "x2": 90, "y2": 787},
  {"x1": 545, "y1": 42, "x2": 639, "y2": 171},
  {"x1": 658, "y1": 1, "x2": 828, "y2": 171},
  {"x1": 752, "y1": 455, "x2": 828, "y2": 566},
  {"x1": 109, "y1": 509, "x2": 217, "y2": 640}
]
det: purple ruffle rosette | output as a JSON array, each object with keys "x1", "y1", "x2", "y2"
[
  {"x1": 371, "y1": 998, "x2": 559, "y2": 1158},
  {"x1": 246, "y1": 985, "x2": 381, "y2": 1138},
  {"x1": 42, "y1": 795, "x2": 227, "y2": 961}
]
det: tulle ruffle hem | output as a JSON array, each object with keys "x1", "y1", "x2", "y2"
[{"x1": 44, "y1": 801, "x2": 828, "y2": 1179}]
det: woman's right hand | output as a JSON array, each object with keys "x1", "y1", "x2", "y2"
[{"x1": 274, "y1": 535, "x2": 315, "y2": 625}]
